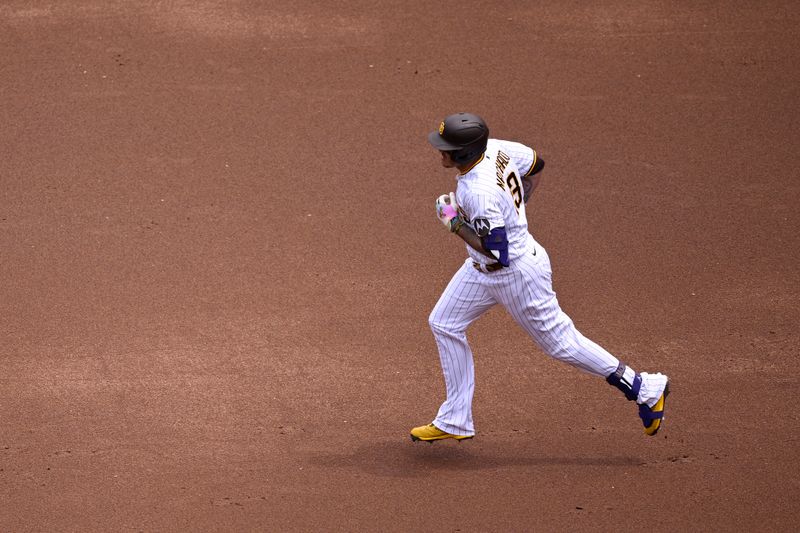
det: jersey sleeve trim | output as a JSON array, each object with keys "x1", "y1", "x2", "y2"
[{"x1": 523, "y1": 150, "x2": 538, "y2": 177}]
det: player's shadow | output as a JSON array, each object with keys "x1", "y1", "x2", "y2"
[{"x1": 309, "y1": 440, "x2": 642, "y2": 478}]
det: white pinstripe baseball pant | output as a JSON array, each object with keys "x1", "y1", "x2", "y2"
[{"x1": 429, "y1": 245, "x2": 630, "y2": 436}]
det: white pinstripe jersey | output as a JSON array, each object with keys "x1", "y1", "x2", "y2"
[{"x1": 454, "y1": 138, "x2": 539, "y2": 265}]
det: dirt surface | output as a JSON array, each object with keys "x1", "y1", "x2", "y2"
[{"x1": 2, "y1": 1, "x2": 799, "y2": 531}]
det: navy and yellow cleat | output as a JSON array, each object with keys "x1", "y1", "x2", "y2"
[
  {"x1": 639, "y1": 382, "x2": 670, "y2": 436},
  {"x1": 410, "y1": 423, "x2": 474, "y2": 442}
]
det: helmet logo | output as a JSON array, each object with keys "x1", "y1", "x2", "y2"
[{"x1": 438, "y1": 121, "x2": 445, "y2": 135}]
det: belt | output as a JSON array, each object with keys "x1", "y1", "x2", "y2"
[{"x1": 472, "y1": 261, "x2": 504, "y2": 273}]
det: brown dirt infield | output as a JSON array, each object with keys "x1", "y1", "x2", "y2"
[{"x1": 2, "y1": 1, "x2": 799, "y2": 531}]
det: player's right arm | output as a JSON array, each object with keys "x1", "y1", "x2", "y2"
[
  {"x1": 502, "y1": 139, "x2": 545, "y2": 203},
  {"x1": 521, "y1": 154, "x2": 545, "y2": 202}
]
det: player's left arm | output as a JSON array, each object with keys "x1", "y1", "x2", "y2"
[
  {"x1": 453, "y1": 224, "x2": 504, "y2": 263},
  {"x1": 435, "y1": 192, "x2": 508, "y2": 264}
]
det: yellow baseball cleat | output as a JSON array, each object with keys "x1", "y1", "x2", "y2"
[
  {"x1": 410, "y1": 423, "x2": 474, "y2": 442},
  {"x1": 640, "y1": 383, "x2": 670, "y2": 436}
]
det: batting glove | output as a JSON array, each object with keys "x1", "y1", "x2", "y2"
[{"x1": 436, "y1": 192, "x2": 464, "y2": 233}]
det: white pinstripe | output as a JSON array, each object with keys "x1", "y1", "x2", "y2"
[{"x1": 428, "y1": 139, "x2": 667, "y2": 435}]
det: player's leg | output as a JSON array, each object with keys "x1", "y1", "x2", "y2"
[
  {"x1": 495, "y1": 248, "x2": 668, "y2": 432},
  {"x1": 495, "y1": 249, "x2": 618, "y2": 375},
  {"x1": 426, "y1": 260, "x2": 496, "y2": 436}
]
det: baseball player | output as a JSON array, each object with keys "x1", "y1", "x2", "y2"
[{"x1": 410, "y1": 112, "x2": 670, "y2": 442}]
